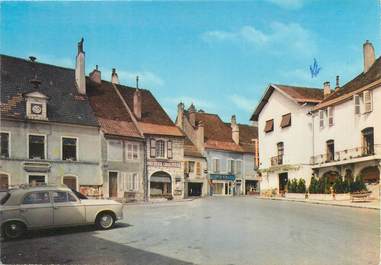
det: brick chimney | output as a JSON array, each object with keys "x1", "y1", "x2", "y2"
[
  {"x1": 196, "y1": 120, "x2": 205, "y2": 153},
  {"x1": 231, "y1": 115, "x2": 239, "y2": 145},
  {"x1": 323, "y1": 81, "x2": 331, "y2": 98},
  {"x1": 188, "y1": 104, "x2": 196, "y2": 127},
  {"x1": 335, "y1": 75, "x2": 340, "y2": 92},
  {"x1": 75, "y1": 38, "x2": 86, "y2": 95},
  {"x1": 363, "y1": 40, "x2": 375, "y2": 73},
  {"x1": 111, "y1": 68, "x2": 119, "y2": 84},
  {"x1": 89, "y1": 65, "x2": 101, "y2": 84},
  {"x1": 133, "y1": 89, "x2": 142, "y2": 120},
  {"x1": 176, "y1": 102, "x2": 185, "y2": 129}
]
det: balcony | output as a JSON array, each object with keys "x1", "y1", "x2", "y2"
[
  {"x1": 271, "y1": 155, "x2": 283, "y2": 166},
  {"x1": 310, "y1": 144, "x2": 381, "y2": 165}
]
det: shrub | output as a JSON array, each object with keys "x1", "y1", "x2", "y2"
[
  {"x1": 350, "y1": 176, "x2": 367, "y2": 192},
  {"x1": 308, "y1": 177, "x2": 319, "y2": 194},
  {"x1": 287, "y1": 178, "x2": 306, "y2": 193},
  {"x1": 297, "y1": 179, "x2": 306, "y2": 193}
]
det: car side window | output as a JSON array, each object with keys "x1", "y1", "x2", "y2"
[
  {"x1": 22, "y1": 192, "x2": 50, "y2": 204},
  {"x1": 53, "y1": 191, "x2": 77, "y2": 203}
]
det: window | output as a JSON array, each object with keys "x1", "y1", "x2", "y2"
[
  {"x1": 319, "y1": 110, "x2": 325, "y2": 128},
  {"x1": 354, "y1": 94, "x2": 360, "y2": 115},
  {"x1": 29, "y1": 135, "x2": 45, "y2": 159},
  {"x1": 196, "y1": 161, "x2": 201, "y2": 175},
  {"x1": 29, "y1": 175, "x2": 46, "y2": 185},
  {"x1": 277, "y1": 142, "x2": 284, "y2": 165},
  {"x1": 125, "y1": 173, "x2": 138, "y2": 191},
  {"x1": 156, "y1": 140, "x2": 165, "y2": 158},
  {"x1": 228, "y1": 159, "x2": 235, "y2": 174},
  {"x1": 188, "y1": 161, "x2": 195, "y2": 173},
  {"x1": 363, "y1": 90, "x2": 373, "y2": 113},
  {"x1": 52, "y1": 191, "x2": 77, "y2": 203},
  {"x1": 264, "y1": 119, "x2": 274, "y2": 133},
  {"x1": 0, "y1": 132, "x2": 9, "y2": 158},
  {"x1": 126, "y1": 143, "x2": 139, "y2": 160},
  {"x1": 23, "y1": 192, "x2": 50, "y2": 204},
  {"x1": 167, "y1": 140, "x2": 173, "y2": 159},
  {"x1": 362, "y1": 127, "x2": 374, "y2": 155},
  {"x1": 280, "y1": 113, "x2": 291, "y2": 128},
  {"x1": 62, "y1": 137, "x2": 77, "y2": 161},
  {"x1": 328, "y1": 107, "x2": 334, "y2": 126},
  {"x1": 235, "y1": 160, "x2": 242, "y2": 174},
  {"x1": 212, "y1": 159, "x2": 220, "y2": 173},
  {"x1": 326, "y1": 140, "x2": 335, "y2": 161},
  {"x1": 107, "y1": 140, "x2": 123, "y2": 161}
]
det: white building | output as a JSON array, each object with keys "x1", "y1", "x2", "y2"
[
  {"x1": 310, "y1": 41, "x2": 381, "y2": 189},
  {"x1": 251, "y1": 84, "x2": 323, "y2": 194}
]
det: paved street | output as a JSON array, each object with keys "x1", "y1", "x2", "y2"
[{"x1": 1, "y1": 197, "x2": 379, "y2": 265}]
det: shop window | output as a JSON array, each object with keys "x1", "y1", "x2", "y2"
[
  {"x1": 196, "y1": 162, "x2": 201, "y2": 175},
  {"x1": 62, "y1": 137, "x2": 77, "y2": 161},
  {"x1": 29, "y1": 135, "x2": 45, "y2": 159},
  {"x1": 264, "y1": 119, "x2": 274, "y2": 133},
  {"x1": 0, "y1": 132, "x2": 9, "y2": 158},
  {"x1": 126, "y1": 143, "x2": 139, "y2": 160},
  {"x1": 156, "y1": 140, "x2": 165, "y2": 158},
  {"x1": 280, "y1": 113, "x2": 291, "y2": 128},
  {"x1": 362, "y1": 127, "x2": 374, "y2": 155},
  {"x1": 326, "y1": 140, "x2": 335, "y2": 161},
  {"x1": 107, "y1": 140, "x2": 123, "y2": 161}
]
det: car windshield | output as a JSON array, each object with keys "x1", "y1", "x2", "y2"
[
  {"x1": 0, "y1": 192, "x2": 11, "y2": 205},
  {"x1": 70, "y1": 189, "x2": 88, "y2": 199}
]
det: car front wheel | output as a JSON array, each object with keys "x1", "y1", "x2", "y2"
[
  {"x1": 3, "y1": 221, "x2": 26, "y2": 239},
  {"x1": 95, "y1": 212, "x2": 115, "y2": 230}
]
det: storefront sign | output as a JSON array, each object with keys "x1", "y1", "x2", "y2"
[
  {"x1": 147, "y1": 160, "x2": 181, "y2": 168},
  {"x1": 209, "y1": 174, "x2": 236, "y2": 181}
]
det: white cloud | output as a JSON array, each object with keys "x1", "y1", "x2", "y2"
[
  {"x1": 103, "y1": 69, "x2": 164, "y2": 88},
  {"x1": 267, "y1": 0, "x2": 304, "y2": 10},
  {"x1": 202, "y1": 21, "x2": 317, "y2": 56},
  {"x1": 229, "y1": 94, "x2": 257, "y2": 113}
]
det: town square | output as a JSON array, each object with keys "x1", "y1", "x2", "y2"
[{"x1": 0, "y1": 1, "x2": 380, "y2": 265}]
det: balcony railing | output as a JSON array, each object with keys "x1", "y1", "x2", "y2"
[
  {"x1": 271, "y1": 155, "x2": 283, "y2": 166},
  {"x1": 310, "y1": 144, "x2": 381, "y2": 165}
]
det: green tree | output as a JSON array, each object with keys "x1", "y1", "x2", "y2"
[{"x1": 297, "y1": 178, "x2": 306, "y2": 193}]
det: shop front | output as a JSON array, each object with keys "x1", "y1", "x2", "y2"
[{"x1": 209, "y1": 174, "x2": 235, "y2": 196}]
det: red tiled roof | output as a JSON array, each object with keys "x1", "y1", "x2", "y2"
[
  {"x1": 194, "y1": 112, "x2": 257, "y2": 153},
  {"x1": 137, "y1": 122, "x2": 183, "y2": 137},
  {"x1": 184, "y1": 137, "x2": 204, "y2": 158},
  {"x1": 98, "y1": 118, "x2": 141, "y2": 138}
]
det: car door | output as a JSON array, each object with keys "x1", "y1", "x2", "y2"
[
  {"x1": 20, "y1": 191, "x2": 53, "y2": 228},
  {"x1": 51, "y1": 191, "x2": 85, "y2": 226}
]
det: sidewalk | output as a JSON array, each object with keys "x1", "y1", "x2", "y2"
[
  {"x1": 124, "y1": 197, "x2": 198, "y2": 206},
  {"x1": 256, "y1": 196, "x2": 380, "y2": 210}
]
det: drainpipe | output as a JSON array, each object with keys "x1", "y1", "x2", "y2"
[{"x1": 144, "y1": 139, "x2": 149, "y2": 202}]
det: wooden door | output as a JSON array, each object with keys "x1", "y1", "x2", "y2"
[
  {"x1": 63, "y1": 176, "x2": 77, "y2": 190},
  {"x1": 109, "y1": 172, "x2": 118, "y2": 197},
  {"x1": 0, "y1": 174, "x2": 9, "y2": 190}
]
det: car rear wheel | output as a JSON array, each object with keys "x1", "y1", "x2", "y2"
[
  {"x1": 96, "y1": 212, "x2": 115, "y2": 230},
  {"x1": 3, "y1": 221, "x2": 26, "y2": 239}
]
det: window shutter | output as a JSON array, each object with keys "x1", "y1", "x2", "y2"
[
  {"x1": 184, "y1": 161, "x2": 189, "y2": 173},
  {"x1": 328, "y1": 107, "x2": 334, "y2": 126},
  {"x1": 354, "y1": 94, "x2": 360, "y2": 115},
  {"x1": 319, "y1": 110, "x2": 324, "y2": 128},
  {"x1": 196, "y1": 162, "x2": 201, "y2": 175},
  {"x1": 167, "y1": 140, "x2": 173, "y2": 159},
  {"x1": 150, "y1": 139, "x2": 156, "y2": 158},
  {"x1": 228, "y1": 160, "x2": 232, "y2": 173},
  {"x1": 363, "y1": 90, "x2": 373, "y2": 113}
]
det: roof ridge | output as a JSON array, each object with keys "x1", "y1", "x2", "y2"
[{"x1": 273, "y1": 83, "x2": 322, "y2": 91}]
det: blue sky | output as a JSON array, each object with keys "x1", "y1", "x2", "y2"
[{"x1": 1, "y1": 1, "x2": 380, "y2": 123}]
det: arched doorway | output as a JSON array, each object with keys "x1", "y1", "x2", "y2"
[
  {"x1": 0, "y1": 173, "x2": 9, "y2": 190},
  {"x1": 323, "y1": 171, "x2": 340, "y2": 185},
  {"x1": 150, "y1": 171, "x2": 172, "y2": 198},
  {"x1": 360, "y1": 166, "x2": 380, "y2": 184},
  {"x1": 63, "y1": 176, "x2": 78, "y2": 190}
]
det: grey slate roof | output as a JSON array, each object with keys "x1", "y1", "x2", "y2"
[{"x1": 0, "y1": 54, "x2": 98, "y2": 127}]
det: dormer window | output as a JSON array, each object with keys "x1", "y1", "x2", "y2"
[{"x1": 24, "y1": 91, "x2": 48, "y2": 120}]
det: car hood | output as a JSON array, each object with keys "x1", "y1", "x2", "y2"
[{"x1": 80, "y1": 199, "x2": 122, "y2": 206}]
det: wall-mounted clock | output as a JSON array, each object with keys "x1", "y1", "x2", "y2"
[{"x1": 31, "y1": 103, "x2": 43, "y2": 114}]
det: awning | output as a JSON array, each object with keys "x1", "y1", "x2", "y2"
[
  {"x1": 150, "y1": 176, "x2": 171, "y2": 183},
  {"x1": 209, "y1": 174, "x2": 236, "y2": 181}
]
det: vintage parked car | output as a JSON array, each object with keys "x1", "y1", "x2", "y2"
[{"x1": 0, "y1": 185, "x2": 123, "y2": 239}]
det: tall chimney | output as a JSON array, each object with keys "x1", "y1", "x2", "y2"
[
  {"x1": 231, "y1": 115, "x2": 239, "y2": 145},
  {"x1": 188, "y1": 104, "x2": 196, "y2": 127},
  {"x1": 111, "y1": 68, "x2": 119, "y2": 84},
  {"x1": 196, "y1": 121, "x2": 205, "y2": 153},
  {"x1": 133, "y1": 89, "x2": 142, "y2": 120},
  {"x1": 89, "y1": 65, "x2": 101, "y2": 84},
  {"x1": 323, "y1": 81, "x2": 331, "y2": 98},
  {"x1": 176, "y1": 102, "x2": 185, "y2": 129},
  {"x1": 363, "y1": 40, "x2": 375, "y2": 73},
  {"x1": 75, "y1": 38, "x2": 86, "y2": 95},
  {"x1": 335, "y1": 75, "x2": 340, "y2": 91}
]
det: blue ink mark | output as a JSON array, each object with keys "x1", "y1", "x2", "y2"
[{"x1": 309, "y1": 58, "x2": 321, "y2": 78}]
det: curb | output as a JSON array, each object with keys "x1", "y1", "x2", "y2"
[
  {"x1": 255, "y1": 197, "x2": 380, "y2": 210},
  {"x1": 124, "y1": 198, "x2": 198, "y2": 206}
]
